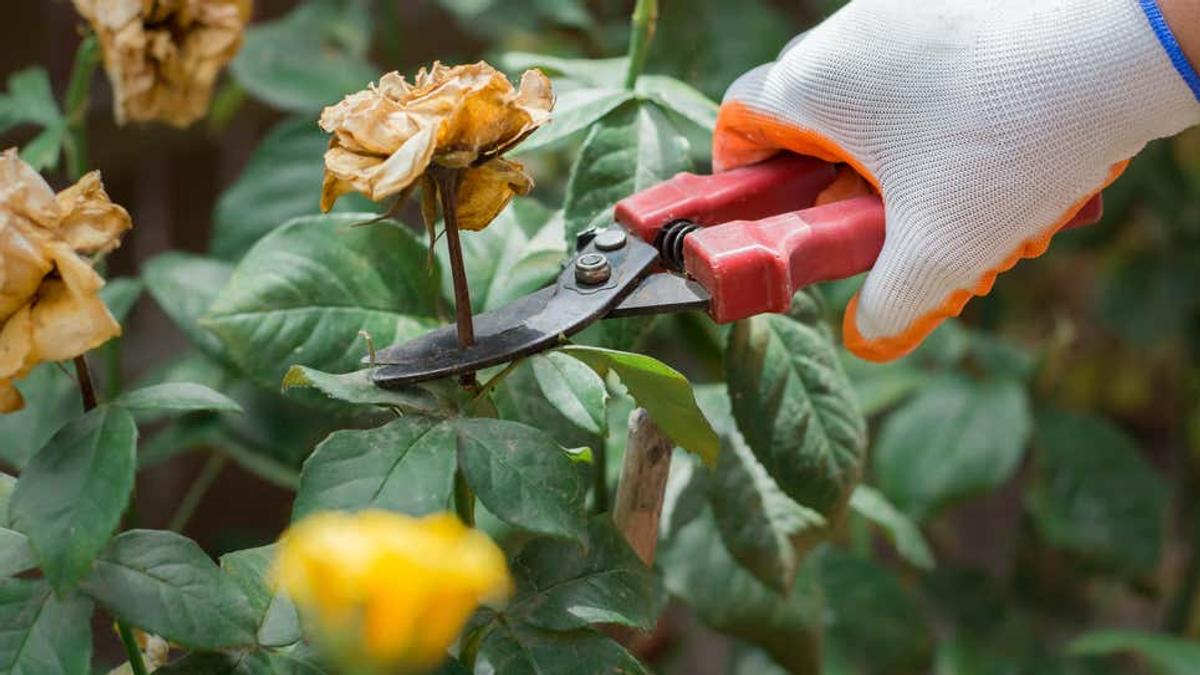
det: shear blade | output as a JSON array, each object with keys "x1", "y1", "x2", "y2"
[{"x1": 370, "y1": 234, "x2": 660, "y2": 388}]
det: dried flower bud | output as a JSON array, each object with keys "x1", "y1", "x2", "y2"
[
  {"x1": 73, "y1": 0, "x2": 251, "y2": 127},
  {"x1": 0, "y1": 149, "x2": 132, "y2": 412},
  {"x1": 319, "y1": 61, "x2": 553, "y2": 232}
]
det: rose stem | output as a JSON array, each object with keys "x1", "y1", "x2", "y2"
[
  {"x1": 74, "y1": 355, "x2": 149, "y2": 675},
  {"x1": 430, "y1": 166, "x2": 479, "y2": 388}
]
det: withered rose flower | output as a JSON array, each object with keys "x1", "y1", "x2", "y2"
[
  {"x1": 72, "y1": 0, "x2": 251, "y2": 128},
  {"x1": 0, "y1": 149, "x2": 132, "y2": 413},
  {"x1": 319, "y1": 61, "x2": 553, "y2": 231}
]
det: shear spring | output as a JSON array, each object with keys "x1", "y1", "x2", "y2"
[{"x1": 656, "y1": 220, "x2": 699, "y2": 271}]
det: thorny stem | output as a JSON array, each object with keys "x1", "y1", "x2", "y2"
[
  {"x1": 64, "y1": 35, "x2": 100, "y2": 181},
  {"x1": 75, "y1": 355, "x2": 147, "y2": 675},
  {"x1": 623, "y1": 0, "x2": 658, "y2": 90},
  {"x1": 117, "y1": 622, "x2": 149, "y2": 675}
]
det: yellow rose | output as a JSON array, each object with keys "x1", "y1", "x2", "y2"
[
  {"x1": 72, "y1": 0, "x2": 251, "y2": 128},
  {"x1": 319, "y1": 61, "x2": 553, "y2": 231},
  {"x1": 0, "y1": 149, "x2": 131, "y2": 413},
  {"x1": 275, "y1": 510, "x2": 512, "y2": 674}
]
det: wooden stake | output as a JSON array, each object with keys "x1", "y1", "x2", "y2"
[{"x1": 613, "y1": 408, "x2": 674, "y2": 566}]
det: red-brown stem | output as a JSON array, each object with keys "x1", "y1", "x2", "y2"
[
  {"x1": 73, "y1": 355, "x2": 97, "y2": 411},
  {"x1": 431, "y1": 166, "x2": 475, "y2": 348}
]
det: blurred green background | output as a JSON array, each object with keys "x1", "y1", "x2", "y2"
[{"x1": 4, "y1": 0, "x2": 1200, "y2": 672}]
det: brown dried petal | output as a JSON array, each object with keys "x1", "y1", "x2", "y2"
[
  {"x1": 455, "y1": 158, "x2": 535, "y2": 232},
  {"x1": 55, "y1": 171, "x2": 133, "y2": 255}
]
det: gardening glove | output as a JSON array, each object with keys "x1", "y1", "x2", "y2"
[{"x1": 714, "y1": 0, "x2": 1200, "y2": 362}]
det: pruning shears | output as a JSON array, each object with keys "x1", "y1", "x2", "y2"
[{"x1": 369, "y1": 153, "x2": 1103, "y2": 389}]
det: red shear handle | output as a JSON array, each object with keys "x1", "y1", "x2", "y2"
[
  {"x1": 685, "y1": 194, "x2": 1106, "y2": 324},
  {"x1": 614, "y1": 154, "x2": 838, "y2": 242}
]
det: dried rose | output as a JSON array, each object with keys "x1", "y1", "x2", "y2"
[
  {"x1": 72, "y1": 0, "x2": 251, "y2": 128},
  {"x1": 319, "y1": 61, "x2": 553, "y2": 231},
  {"x1": 0, "y1": 149, "x2": 132, "y2": 412}
]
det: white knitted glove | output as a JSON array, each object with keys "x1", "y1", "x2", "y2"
[{"x1": 715, "y1": 0, "x2": 1200, "y2": 361}]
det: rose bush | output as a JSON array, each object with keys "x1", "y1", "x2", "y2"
[{"x1": 0, "y1": 1, "x2": 1197, "y2": 674}]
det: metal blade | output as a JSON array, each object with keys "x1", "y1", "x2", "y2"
[
  {"x1": 605, "y1": 272, "x2": 710, "y2": 318},
  {"x1": 370, "y1": 234, "x2": 660, "y2": 388}
]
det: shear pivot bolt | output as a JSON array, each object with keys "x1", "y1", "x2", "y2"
[
  {"x1": 594, "y1": 229, "x2": 628, "y2": 251},
  {"x1": 575, "y1": 253, "x2": 612, "y2": 285}
]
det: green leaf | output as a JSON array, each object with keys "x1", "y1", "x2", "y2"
[
  {"x1": 205, "y1": 214, "x2": 440, "y2": 390},
  {"x1": 695, "y1": 386, "x2": 827, "y2": 592},
  {"x1": 455, "y1": 418, "x2": 588, "y2": 539},
  {"x1": 726, "y1": 292, "x2": 866, "y2": 518},
  {"x1": 1027, "y1": 410, "x2": 1169, "y2": 575},
  {"x1": 1071, "y1": 630, "x2": 1200, "y2": 675},
  {"x1": 220, "y1": 545, "x2": 302, "y2": 648},
  {"x1": 19, "y1": 125, "x2": 66, "y2": 171},
  {"x1": 516, "y1": 88, "x2": 635, "y2": 153},
  {"x1": 0, "y1": 69, "x2": 61, "y2": 126},
  {"x1": 100, "y1": 277, "x2": 144, "y2": 323},
  {"x1": 498, "y1": 54, "x2": 628, "y2": 88},
  {"x1": 469, "y1": 620, "x2": 648, "y2": 675},
  {"x1": 142, "y1": 252, "x2": 234, "y2": 363},
  {"x1": 293, "y1": 416, "x2": 457, "y2": 521},
  {"x1": 819, "y1": 550, "x2": 933, "y2": 675},
  {"x1": 562, "y1": 101, "x2": 691, "y2": 250},
  {"x1": 493, "y1": 360, "x2": 603, "y2": 452},
  {"x1": 231, "y1": 0, "x2": 378, "y2": 112},
  {"x1": 0, "y1": 365, "x2": 81, "y2": 469},
  {"x1": 0, "y1": 579, "x2": 92, "y2": 675},
  {"x1": 10, "y1": 405, "x2": 137, "y2": 593},
  {"x1": 635, "y1": 75, "x2": 718, "y2": 131},
  {"x1": 0, "y1": 473, "x2": 13, "y2": 524},
  {"x1": 281, "y1": 365, "x2": 444, "y2": 413},
  {"x1": 659, "y1": 507, "x2": 822, "y2": 673},
  {"x1": 559, "y1": 346, "x2": 719, "y2": 466},
  {"x1": 0, "y1": 529, "x2": 36, "y2": 578},
  {"x1": 211, "y1": 117, "x2": 374, "y2": 260},
  {"x1": 531, "y1": 352, "x2": 607, "y2": 437},
  {"x1": 82, "y1": 529, "x2": 258, "y2": 649},
  {"x1": 438, "y1": 200, "x2": 565, "y2": 313},
  {"x1": 116, "y1": 382, "x2": 244, "y2": 416},
  {"x1": 507, "y1": 517, "x2": 662, "y2": 630},
  {"x1": 848, "y1": 486, "x2": 935, "y2": 571},
  {"x1": 874, "y1": 375, "x2": 1031, "y2": 521}
]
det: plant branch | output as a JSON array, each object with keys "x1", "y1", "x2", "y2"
[
  {"x1": 623, "y1": 0, "x2": 658, "y2": 90},
  {"x1": 454, "y1": 467, "x2": 475, "y2": 527},
  {"x1": 167, "y1": 453, "x2": 227, "y2": 533},
  {"x1": 63, "y1": 35, "x2": 100, "y2": 181},
  {"x1": 117, "y1": 622, "x2": 149, "y2": 675},
  {"x1": 76, "y1": 355, "x2": 146, "y2": 675},
  {"x1": 73, "y1": 356, "x2": 97, "y2": 411}
]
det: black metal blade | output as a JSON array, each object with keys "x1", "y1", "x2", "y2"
[
  {"x1": 605, "y1": 272, "x2": 710, "y2": 318},
  {"x1": 370, "y1": 234, "x2": 660, "y2": 388}
]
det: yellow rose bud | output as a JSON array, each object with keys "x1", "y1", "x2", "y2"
[
  {"x1": 72, "y1": 0, "x2": 251, "y2": 128},
  {"x1": 318, "y1": 61, "x2": 553, "y2": 231},
  {"x1": 0, "y1": 149, "x2": 131, "y2": 413},
  {"x1": 274, "y1": 510, "x2": 512, "y2": 674}
]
